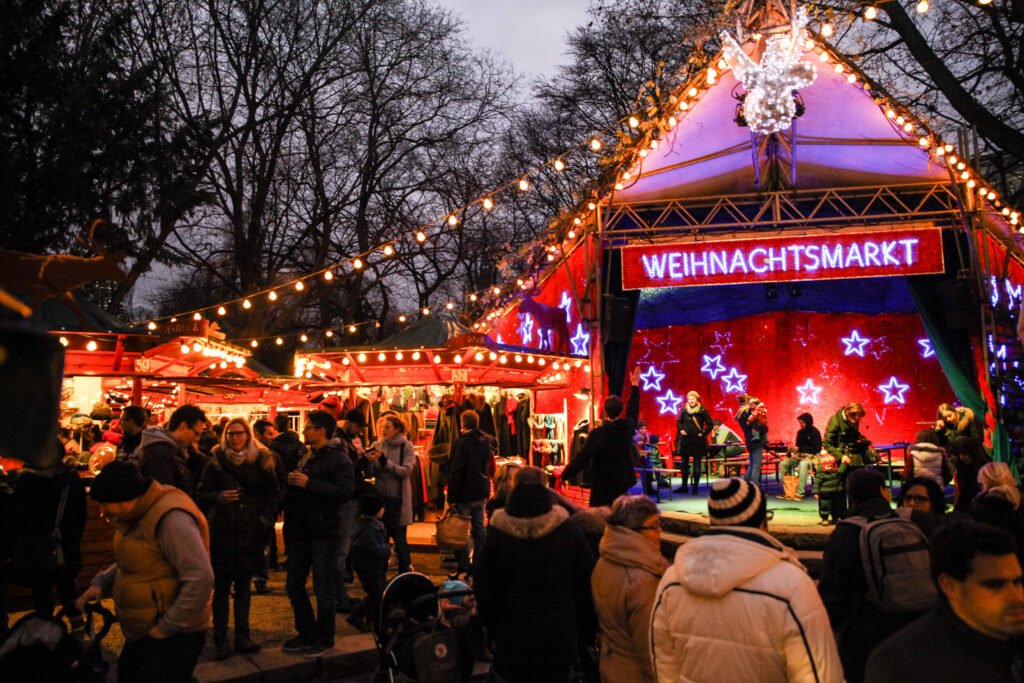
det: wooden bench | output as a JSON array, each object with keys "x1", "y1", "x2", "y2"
[{"x1": 634, "y1": 467, "x2": 682, "y2": 502}]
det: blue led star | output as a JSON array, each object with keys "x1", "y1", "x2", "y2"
[
  {"x1": 558, "y1": 291, "x2": 573, "y2": 324},
  {"x1": 656, "y1": 389, "x2": 685, "y2": 415},
  {"x1": 701, "y1": 354, "x2": 727, "y2": 379},
  {"x1": 841, "y1": 330, "x2": 870, "y2": 357},
  {"x1": 639, "y1": 366, "x2": 665, "y2": 391},
  {"x1": 720, "y1": 367, "x2": 748, "y2": 393},
  {"x1": 796, "y1": 378, "x2": 822, "y2": 405},
  {"x1": 570, "y1": 323, "x2": 590, "y2": 356},
  {"x1": 917, "y1": 339, "x2": 935, "y2": 359},
  {"x1": 518, "y1": 313, "x2": 535, "y2": 345},
  {"x1": 878, "y1": 376, "x2": 910, "y2": 405}
]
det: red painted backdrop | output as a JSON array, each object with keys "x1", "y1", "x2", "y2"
[{"x1": 627, "y1": 310, "x2": 954, "y2": 449}]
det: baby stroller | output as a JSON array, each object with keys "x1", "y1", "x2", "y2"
[
  {"x1": 0, "y1": 602, "x2": 117, "y2": 683},
  {"x1": 373, "y1": 572, "x2": 476, "y2": 683}
]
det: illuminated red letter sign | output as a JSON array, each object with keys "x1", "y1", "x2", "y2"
[{"x1": 620, "y1": 227, "x2": 944, "y2": 290}]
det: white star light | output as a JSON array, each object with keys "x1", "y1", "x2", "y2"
[
  {"x1": 518, "y1": 314, "x2": 534, "y2": 345},
  {"x1": 720, "y1": 367, "x2": 748, "y2": 393},
  {"x1": 558, "y1": 291, "x2": 573, "y2": 324},
  {"x1": 656, "y1": 389, "x2": 685, "y2": 415},
  {"x1": 841, "y1": 330, "x2": 870, "y2": 357},
  {"x1": 796, "y1": 378, "x2": 822, "y2": 405},
  {"x1": 917, "y1": 338, "x2": 935, "y2": 358},
  {"x1": 878, "y1": 376, "x2": 910, "y2": 405},
  {"x1": 570, "y1": 323, "x2": 590, "y2": 356},
  {"x1": 639, "y1": 366, "x2": 665, "y2": 391},
  {"x1": 701, "y1": 354, "x2": 727, "y2": 379}
]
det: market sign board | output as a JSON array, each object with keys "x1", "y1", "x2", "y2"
[{"x1": 620, "y1": 228, "x2": 945, "y2": 290}]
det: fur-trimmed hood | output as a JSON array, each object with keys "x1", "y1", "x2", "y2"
[{"x1": 489, "y1": 505, "x2": 569, "y2": 540}]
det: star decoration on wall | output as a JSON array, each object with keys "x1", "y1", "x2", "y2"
[
  {"x1": 656, "y1": 389, "x2": 685, "y2": 415},
  {"x1": 917, "y1": 339, "x2": 935, "y2": 359},
  {"x1": 570, "y1": 323, "x2": 590, "y2": 356},
  {"x1": 841, "y1": 330, "x2": 870, "y2": 357},
  {"x1": 518, "y1": 313, "x2": 535, "y2": 345},
  {"x1": 558, "y1": 291, "x2": 573, "y2": 324},
  {"x1": 796, "y1": 378, "x2": 823, "y2": 405},
  {"x1": 640, "y1": 366, "x2": 666, "y2": 391},
  {"x1": 720, "y1": 367, "x2": 748, "y2": 393},
  {"x1": 877, "y1": 376, "x2": 910, "y2": 405},
  {"x1": 700, "y1": 354, "x2": 727, "y2": 379}
]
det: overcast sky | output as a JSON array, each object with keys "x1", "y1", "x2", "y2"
[{"x1": 433, "y1": 0, "x2": 592, "y2": 79}]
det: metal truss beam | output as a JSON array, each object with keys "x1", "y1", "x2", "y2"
[{"x1": 603, "y1": 182, "x2": 960, "y2": 241}]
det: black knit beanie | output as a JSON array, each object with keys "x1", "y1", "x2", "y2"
[
  {"x1": 90, "y1": 461, "x2": 151, "y2": 502},
  {"x1": 505, "y1": 483, "x2": 554, "y2": 519}
]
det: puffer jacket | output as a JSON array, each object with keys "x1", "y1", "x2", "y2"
[
  {"x1": 592, "y1": 524, "x2": 669, "y2": 683},
  {"x1": 904, "y1": 441, "x2": 951, "y2": 487},
  {"x1": 651, "y1": 527, "x2": 843, "y2": 683}
]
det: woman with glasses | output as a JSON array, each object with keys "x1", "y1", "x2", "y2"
[
  {"x1": 590, "y1": 495, "x2": 669, "y2": 683},
  {"x1": 197, "y1": 418, "x2": 279, "y2": 659}
]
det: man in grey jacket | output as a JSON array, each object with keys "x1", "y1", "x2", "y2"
[{"x1": 139, "y1": 404, "x2": 209, "y2": 498}]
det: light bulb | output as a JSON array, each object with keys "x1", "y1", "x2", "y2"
[
  {"x1": 446, "y1": 302, "x2": 454, "y2": 310},
  {"x1": 147, "y1": 322, "x2": 157, "y2": 331},
  {"x1": 482, "y1": 197, "x2": 494, "y2": 211},
  {"x1": 492, "y1": 286, "x2": 501, "y2": 295},
  {"x1": 295, "y1": 281, "x2": 304, "y2": 291},
  {"x1": 474, "y1": 352, "x2": 484, "y2": 361},
  {"x1": 324, "y1": 270, "x2": 334, "y2": 281},
  {"x1": 348, "y1": 325, "x2": 356, "y2": 333},
  {"x1": 193, "y1": 312, "x2": 202, "y2": 321},
  {"x1": 181, "y1": 344, "x2": 190, "y2": 354},
  {"x1": 268, "y1": 290, "x2": 278, "y2": 301},
  {"x1": 412, "y1": 351, "x2": 421, "y2": 360},
  {"x1": 275, "y1": 337, "x2": 284, "y2": 346},
  {"x1": 864, "y1": 6, "x2": 877, "y2": 19},
  {"x1": 916, "y1": 0, "x2": 928, "y2": 13},
  {"x1": 448, "y1": 215, "x2": 458, "y2": 227},
  {"x1": 518, "y1": 179, "x2": 529, "y2": 192},
  {"x1": 357, "y1": 353, "x2": 366, "y2": 363},
  {"x1": 820, "y1": 23, "x2": 833, "y2": 37},
  {"x1": 251, "y1": 340, "x2": 258, "y2": 348},
  {"x1": 326, "y1": 330, "x2": 334, "y2": 338},
  {"x1": 421, "y1": 307, "x2": 430, "y2": 316},
  {"x1": 553, "y1": 159, "x2": 565, "y2": 171},
  {"x1": 383, "y1": 245, "x2": 394, "y2": 256},
  {"x1": 469, "y1": 294, "x2": 478, "y2": 302},
  {"x1": 300, "y1": 334, "x2": 308, "y2": 342},
  {"x1": 398, "y1": 314, "x2": 407, "y2": 323},
  {"x1": 415, "y1": 230, "x2": 426, "y2": 242},
  {"x1": 353, "y1": 258, "x2": 363, "y2": 269},
  {"x1": 378, "y1": 352, "x2": 386, "y2": 361},
  {"x1": 242, "y1": 299, "x2": 252, "y2": 309},
  {"x1": 589, "y1": 138, "x2": 601, "y2": 151},
  {"x1": 628, "y1": 116, "x2": 639, "y2": 128},
  {"x1": 454, "y1": 354, "x2": 462, "y2": 364},
  {"x1": 432, "y1": 355, "x2": 441, "y2": 364},
  {"x1": 217, "y1": 306, "x2": 226, "y2": 316},
  {"x1": 86, "y1": 341, "x2": 98, "y2": 352}
]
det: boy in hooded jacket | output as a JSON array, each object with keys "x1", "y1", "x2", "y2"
[{"x1": 346, "y1": 493, "x2": 391, "y2": 632}]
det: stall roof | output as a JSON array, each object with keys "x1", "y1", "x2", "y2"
[{"x1": 30, "y1": 292, "x2": 144, "y2": 334}]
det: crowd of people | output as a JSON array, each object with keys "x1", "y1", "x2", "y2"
[{"x1": 2, "y1": 382, "x2": 1023, "y2": 683}]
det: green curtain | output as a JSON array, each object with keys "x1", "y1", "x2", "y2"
[{"x1": 906, "y1": 277, "x2": 1007, "y2": 461}]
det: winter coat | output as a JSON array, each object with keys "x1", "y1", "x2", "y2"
[
  {"x1": 904, "y1": 441, "x2": 951, "y2": 487},
  {"x1": 651, "y1": 526, "x2": 842, "y2": 683},
  {"x1": 934, "y1": 407, "x2": 984, "y2": 448},
  {"x1": 271, "y1": 430, "x2": 304, "y2": 473},
  {"x1": 866, "y1": 602, "x2": 1024, "y2": 683},
  {"x1": 795, "y1": 415, "x2": 822, "y2": 455},
  {"x1": 561, "y1": 386, "x2": 640, "y2": 507},
  {"x1": 475, "y1": 505, "x2": 596, "y2": 683},
  {"x1": 818, "y1": 497, "x2": 930, "y2": 683},
  {"x1": 447, "y1": 429, "x2": 496, "y2": 504},
  {"x1": 197, "y1": 447, "x2": 279, "y2": 575},
  {"x1": 591, "y1": 524, "x2": 669, "y2": 683},
  {"x1": 675, "y1": 405, "x2": 713, "y2": 458},
  {"x1": 139, "y1": 427, "x2": 196, "y2": 497},
  {"x1": 350, "y1": 515, "x2": 391, "y2": 574},
  {"x1": 823, "y1": 411, "x2": 877, "y2": 466},
  {"x1": 370, "y1": 434, "x2": 415, "y2": 526},
  {"x1": 283, "y1": 440, "x2": 355, "y2": 541},
  {"x1": 813, "y1": 469, "x2": 843, "y2": 496},
  {"x1": 736, "y1": 406, "x2": 768, "y2": 447},
  {"x1": 8, "y1": 466, "x2": 87, "y2": 578}
]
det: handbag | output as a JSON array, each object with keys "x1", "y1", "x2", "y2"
[
  {"x1": 435, "y1": 507, "x2": 472, "y2": 550},
  {"x1": 12, "y1": 483, "x2": 69, "y2": 582}
]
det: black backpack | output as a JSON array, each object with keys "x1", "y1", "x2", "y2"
[{"x1": 839, "y1": 512, "x2": 937, "y2": 613}]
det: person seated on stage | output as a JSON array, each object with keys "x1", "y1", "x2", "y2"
[
  {"x1": 823, "y1": 403, "x2": 878, "y2": 480},
  {"x1": 904, "y1": 430, "x2": 952, "y2": 490},
  {"x1": 641, "y1": 434, "x2": 669, "y2": 495},
  {"x1": 779, "y1": 412, "x2": 822, "y2": 501},
  {"x1": 709, "y1": 420, "x2": 745, "y2": 474},
  {"x1": 934, "y1": 403, "x2": 984, "y2": 448}
]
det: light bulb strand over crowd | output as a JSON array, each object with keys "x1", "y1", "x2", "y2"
[{"x1": 132, "y1": 0, "x2": 1021, "y2": 355}]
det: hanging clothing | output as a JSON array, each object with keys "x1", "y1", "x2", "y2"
[{"x1": 515, "y1": 395, "x2": 532, "y2": 460}]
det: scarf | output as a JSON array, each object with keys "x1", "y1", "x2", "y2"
[
  {"x1": 222, "y1": 441, "x2": 258, "y2": 466},
  {"x1": 686, "y1": 403, "x2": 703, "y2": 414}
]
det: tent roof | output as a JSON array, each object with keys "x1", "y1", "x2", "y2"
[
  {"x1": 31, "y1": 292, "x2": 139, "y2": 334},
  {"x1": 377, "y1": 317, "x2": 473, "y2": 349},
  {"x1": 614, "y1": 58, "x2": 947, "y2": 204}
]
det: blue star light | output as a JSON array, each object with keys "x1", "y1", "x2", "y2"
[
  {"x1": 720, "y1": 367, "x2": 748, "y2": 393},
  {"x1": 877, "y1": 376, "x2": 910, "y2": 405},
  {"x1": 841, "y1": 330, "x2": 870, "y2": 357},
  {"x1": 639, "y1": 366, "x2": 665, "y2": 391},
  {"x1": 518, "y1": 313, "x2": 535, "y2": 345},
  {"x1": 796, "y1": 378, "x2": 822, "y2": 405},
  {"x1": 656, "y1": 389, "x2": 685, "y2": 415},
  {"x1": 558, "y1": 291, "x2": 573, "y2": 324},
  {"x1": 917, "y1": 339, "x2": 935, "y2": 359},
  {"x1": 700, "y1": 354, "x2": 727, "y2": 379},
  {"x1": 570, "y1": 323, "x2": 591, "y2": 356}
]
